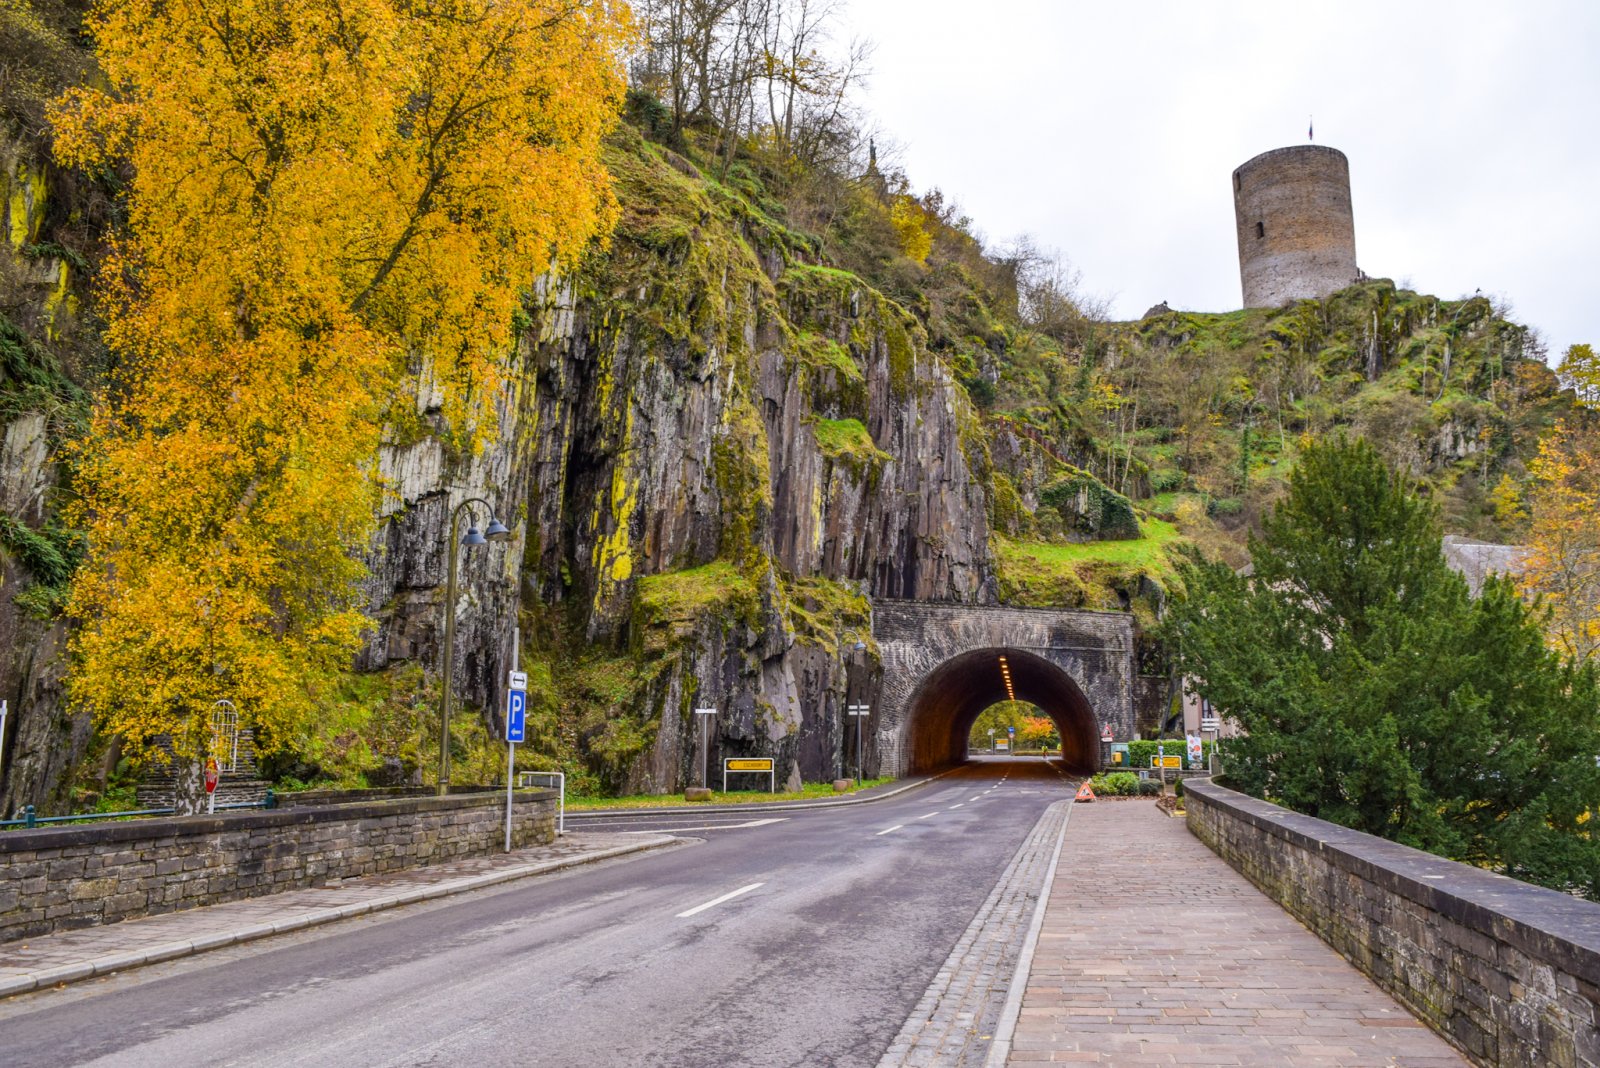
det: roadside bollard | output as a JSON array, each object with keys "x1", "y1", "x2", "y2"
[{"x1": 23, "y1": 804, "x2": 36, "y2": 828}]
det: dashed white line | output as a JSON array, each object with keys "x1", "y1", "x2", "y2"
[
  {"x1": 918, "y1": 812, "x2": 939, "y2": 819},
  {"x1": 676, "y1": 882, "x2": 765, "y2": 918},
  {"x1": 876, "y1": 825, "x2": 904, "y2": 836},
  {"x1": 950, "y1": 803, "x2": 964, "y2": 809}
]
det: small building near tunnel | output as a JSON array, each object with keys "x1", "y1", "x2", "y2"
[{"x1": 871, "y1": 600, "x2": 1136, "y2": 776}]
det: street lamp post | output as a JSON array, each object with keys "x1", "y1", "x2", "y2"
[
  {"x1": 842, "y1": 639, "x2": 867, "y2": 785},
  {"x1": 438, "y1": 497, "x2": 512, "y2": 795},
  {"x1": 694, "y1": 707, "x2": 716, "y2": 788}
]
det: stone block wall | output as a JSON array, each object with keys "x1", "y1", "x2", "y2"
[
  {"x1": 1186, "y1": 778, "x2": 1600, "y2": 1068},
  {"x1": 0, "y1": 790, "x2": 556, "y2": 943}
]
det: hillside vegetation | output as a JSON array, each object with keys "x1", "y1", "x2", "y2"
[{"x1": 0, "y1": 0, "x2": 1589, "y2": 806}]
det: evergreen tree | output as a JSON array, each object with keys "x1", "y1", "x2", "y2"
[{"x1": 1170, "y1": 437, "x2": 1600, "y2": 897}]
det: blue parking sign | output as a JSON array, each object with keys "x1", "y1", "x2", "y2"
[{"x1": 506, "y1": 688, "x2": 526, "y2": 743}]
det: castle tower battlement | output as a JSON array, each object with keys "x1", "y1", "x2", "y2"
[{"x1": 1233, "y1": 145, "x2": 1358, "y2": 308}]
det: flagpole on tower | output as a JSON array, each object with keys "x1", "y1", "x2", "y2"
[{"x1": 1308, "y1": 115, "x2": 1314, "y2": 142}]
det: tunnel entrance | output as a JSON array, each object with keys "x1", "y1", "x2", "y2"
[{"x1": 899, "y1": 648, "x2": 1100, "y2": 774}]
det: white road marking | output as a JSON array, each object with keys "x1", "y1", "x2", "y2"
[
  {"x1": 876, "y1": 825, "x2": 904, "y2": 836},
  {"x1": 918, "y1": 812, "x2": 939, "y2": 819},
  {"x1": 950, "y1": 803, "x2": 964, "y2": 809},
  {"x1": 971, "y1": 795, "x2": 983, "y2": 801},
  {"x1": 677, "y1": 882, "x2": 765, "y2": 918},
  {"x1": 622, "y1": 817, "x2": 788, "y2": 834}
]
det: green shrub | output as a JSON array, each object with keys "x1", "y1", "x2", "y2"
[
  {"x1": 1096, "y1": 771, "x2": 1138, "y2": 796},
  {"x1": 1126, "y1": 738, "x2": 1212, "y2": 769},
  {"x1": 1149, "y1": 468, "x2": 1185, "y2": 494},
  {"x1": 1137, "y1": 779, "x2": 1161, "y2": 796}
]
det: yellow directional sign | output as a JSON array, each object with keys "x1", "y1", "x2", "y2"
[
  {"x1": 1153, "y1": 755, "x2": 1183, "y2": 769},
  {"x1": 726, "y1": 758, "x2": 774, "y2": 772}
]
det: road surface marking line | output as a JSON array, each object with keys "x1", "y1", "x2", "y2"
[
  {"x1": 876, "y1": 825, "x2": 904, "y2": 836},
  {"x1": 622, "y1": 817, "x2": 789, "y2": 833},
  {"x1": 918, "y1": 812, "x2": 939, "y2": 819},
  {"x1": 677, "y1": 882, "x2": 765, "y2": 918},
  {"x1": 950, "y1": 803, "x2": 964, "y2": 809}
]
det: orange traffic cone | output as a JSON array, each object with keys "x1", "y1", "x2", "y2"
[{"x1": 1075, "y1": 781, "x2": 1096, "y2": 803}]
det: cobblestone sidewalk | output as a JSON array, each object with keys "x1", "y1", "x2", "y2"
[
  {"x1": 0, "y1": 831, "x2": 673, "y2": 999},
  {"x1": 1006, "y1": 801, "x2": 1466, "y2": 1066},
  {"x1": 878, "y1": 800, "x2": 1073, "y2": 1068}
]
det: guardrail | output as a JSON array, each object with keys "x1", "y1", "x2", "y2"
[
  {"x1": 1, "y1": 793, "x2": 277, "y2": 829},
  {"x1": 517, "y1": 772, "x2": 564, "y2": 834}
]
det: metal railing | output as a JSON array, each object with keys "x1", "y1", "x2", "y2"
[
  {"x1": 517, "y1": 771, "x2": 565, "y2": 835},
  {"x1": 1, "y1": 792, "x2": 277, "y2": 829}
]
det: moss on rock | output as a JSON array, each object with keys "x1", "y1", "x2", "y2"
[{"x1": 1039, "y1": 469, "x2": 1142, "y2": 541}]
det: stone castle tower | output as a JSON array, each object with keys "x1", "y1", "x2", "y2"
[{"x1": 1232, "y1": 145, "x2": 1359, "y2": 308}]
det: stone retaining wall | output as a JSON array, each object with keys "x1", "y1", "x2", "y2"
[
  {"x1": 1186, "y1": 777, "x2": 1600, "y2": 1068},
  {"x1": 0, "y1": 790, "x2": 557, "y2": 943}
]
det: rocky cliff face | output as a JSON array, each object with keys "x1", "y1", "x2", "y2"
[
  {"x1": 0, "y1": 139, "x2": 94, "y2": 816},
  {"x1": 351, "y1": 127, "x2": 999, "y2": 794}
]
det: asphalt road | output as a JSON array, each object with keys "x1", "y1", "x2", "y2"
[{"x1": 0, "y1": 756, "x2": 1075, "y2": 1068}]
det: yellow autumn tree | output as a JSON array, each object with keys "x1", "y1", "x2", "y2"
[
  {"x1": 1521, "y1": 422, "x2": 1600, "y2": 662},
  {"x1": 889, "y1": 196, "x2": 932, "y2": 265},
  {"x1": 52, "y1": 0, "x2": 630, "y2": 806}
]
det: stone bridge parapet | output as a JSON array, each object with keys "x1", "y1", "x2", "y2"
[{"x1": 1188, "y1": 778, "x2": 1600, "y2": 1067}]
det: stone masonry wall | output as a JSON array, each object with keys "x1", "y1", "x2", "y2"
[
  {"x1": 1186, "y1": 778, "x2": 1600, "y2": 1068},
  {"x1": 0, "y1": 791, "x2": 557, "y2": 943}
]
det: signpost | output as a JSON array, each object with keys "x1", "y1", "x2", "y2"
[
  {"x1": 846, "y1": 704, "x2": 870, "y2": 785},
  {"x1": 722, "y1": 756, "x2": 776, "y2": 792},
  {"x1": 987, "y1": 727, "x2": 996, "y2": 752},
  {"x1": 695, "y1": 707, "x2": 716, "y2": 788},
  {"x1": 204, "y1": 758, "x2": 220, "y2": 815},
  {"x1": 1101, "y1": 722, "x2": 1113, "y2": 742},
  {"x1": 504, "y1": 668, "x2": 527, "y2": 853}
]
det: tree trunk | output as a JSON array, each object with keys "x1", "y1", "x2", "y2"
[{"x1": 173, "y1": 756, "x2": 205, "y2": 815}]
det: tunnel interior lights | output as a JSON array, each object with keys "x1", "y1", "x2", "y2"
[{"x1": 998, "y1": 655, "x2": 1015, "y2": 702}]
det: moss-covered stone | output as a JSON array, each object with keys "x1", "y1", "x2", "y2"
[
  {"x1": 634, "y1": 561, "x2": 760, "y2": 655},
  {"x1": 811, "y1": 417, "x2": 890, "y2": 478},
  {"x1": 780, "y1": 573, "x2": 873, "y2": 656},
  {"x1": 1039, "y1": 470, "x2": 1142, "y2": 541}
]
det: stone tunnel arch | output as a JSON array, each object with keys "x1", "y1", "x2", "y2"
[
  {"x1": 871, "y1": 600, "x2": 1135, "y2": 778},
  {"x1": 901, "y1": 648, "x2": 1101, "y2": 772}
]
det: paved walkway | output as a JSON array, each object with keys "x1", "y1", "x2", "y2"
[
  {"x1": 0, "y1": 831, "x2": 673, "y2": 998},
  {"x1": 879, "y1": 800, "x2": 1071, "y2": 1068},
  {"x1": 1007, "y1": 801, "x2": 1466, "y2": 1067}
]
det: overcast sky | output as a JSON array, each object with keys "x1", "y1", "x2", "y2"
[{"x1": 843, "y1": 0, "x2": 1596, "y2": 359}]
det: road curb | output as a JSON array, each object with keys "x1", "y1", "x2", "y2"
[
  {"x1": 0, "y1": 834, "x2": 677, "y2": 1000},
  {"x1": 877, "y1": 793, "x2": 1075, "y2": 1067},
  {"x1": 982, "y1": 801, "x2": 1073, "y2": 1067}
]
